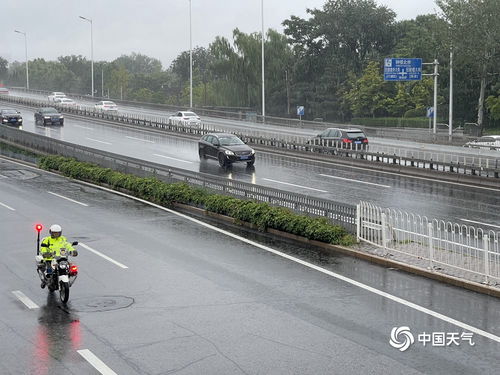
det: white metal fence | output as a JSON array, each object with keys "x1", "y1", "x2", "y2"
[{"x1": 357, "y1": 201, "x2": 500, "y2": 284}]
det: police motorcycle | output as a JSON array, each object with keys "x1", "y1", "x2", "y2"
[{"x1": 34, "y1": 225, "x2": 79, "y2": 303}]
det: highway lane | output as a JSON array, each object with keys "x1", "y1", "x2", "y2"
[
  {"x1": 8, "y1": 89, "x2": 500, "y2": 159},
  {"x1": 1, "y1": 157, "x2": 500, "y2": 374},
  {"x1": 5, "y1": 104, "x2": 500, "y2": 230}
]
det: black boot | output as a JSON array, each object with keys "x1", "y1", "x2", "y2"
[{"x1": 41, "y1": 280, "x2": 46, "y2": 289}]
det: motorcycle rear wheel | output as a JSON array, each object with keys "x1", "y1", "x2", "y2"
[{"x1": 59, "y1": 281, "x2": 69, "y2": 303}]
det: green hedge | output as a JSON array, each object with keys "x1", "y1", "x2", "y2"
[
  {"x1": 39, "y1": 155, "x2": 355, "y2": 246},
  {"x1": 351, "y1": 117, "x2": 437, "y2": 128}
]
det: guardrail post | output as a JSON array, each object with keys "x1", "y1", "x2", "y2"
[
  {"x1": 381, "y1": 213, "x2": 387, "y2": 251},
  {"x1": 356, "y1": 203, "x2": 361, "y2": 243},
  {"x1": 428, "y1": 223, "x2": 434, "y2": 270},
  {"x1": 483, "y1": 234, "x2": 490, "y2": 285}
]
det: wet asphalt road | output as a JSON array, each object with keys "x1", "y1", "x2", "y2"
[
  {"x1": 9, "y1": 90, "x2": 500, "y2": 158},
  {"x1": 4, "y1": 104, "x2": 500, "y2": 230},
  {"x1": 1, "y1": 157, "x2": 500, "y2": 374}
]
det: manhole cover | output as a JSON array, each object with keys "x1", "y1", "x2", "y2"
[{"x1": 70, "y1": 296, "x2": 134, "y2": 312}]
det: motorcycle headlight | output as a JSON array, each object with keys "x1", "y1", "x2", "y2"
[
  {"x1": 225, "y1": 150, "x2": 234, "y2": 155},
  {"x1": 59, "y1": 263, "x2": 67, "y2": 269},
  {"x1": 250, "y1": 149, "x2": 255, "y2": 155}
]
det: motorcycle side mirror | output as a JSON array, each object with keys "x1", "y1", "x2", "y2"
[
  {"x1": 72, "y1": 241, "x2": 79, "y2": 246},
  {"x1": 40, "y1": 243, "x2": 49, "y2": 248}
]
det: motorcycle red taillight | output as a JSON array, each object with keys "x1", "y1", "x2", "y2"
[{"x1": 69, "y1": 264, "x2": 78, "y2": 275}]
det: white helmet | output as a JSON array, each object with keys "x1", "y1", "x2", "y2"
[{"x1": 49, "y1": 224, "x2": 62, "y2": 234}]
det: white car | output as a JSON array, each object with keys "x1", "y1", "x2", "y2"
[
  {"x1": 48, "y1": 92, "x2": 66, "y2": 101},
  {"x1": 95, "y1": 101, "x2": 118, "y2": 112},
  {"x1": 464, "y1": 135, "x2": 500, "y2": 151},
  {"x1": 168, "y1": 111, "x2": 201, "y2": 127},
  {"x1": 57, "y1": 98, "x2": 77, "y2": 107}
]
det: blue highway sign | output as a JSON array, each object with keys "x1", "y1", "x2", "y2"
[{"x1": 384, "y1": 58, "x2": 422, "y2": 81}]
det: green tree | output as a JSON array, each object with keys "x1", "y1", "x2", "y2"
[{"x1": 437, "y1": 0, "x2": 500, "y2": 133}]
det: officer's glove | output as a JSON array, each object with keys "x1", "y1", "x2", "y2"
[{"x1": 71, "y1": 250, "x2": 78, "y2": 257}]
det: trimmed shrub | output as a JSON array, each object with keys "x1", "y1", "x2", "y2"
[{"x1": 38, "y1": 155, "x2": 355, "y2": 246}]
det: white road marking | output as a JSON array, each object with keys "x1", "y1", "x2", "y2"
[
  {"x1": 79, "y1": 243, "x2": 128, "y2": 269},
  {"x1": 259, "y1": 150, "x2": 500, "y2": 192},
  {"x1": 153, "y1": 154, "x2": 193, "y2": 164},
  {"x1": 0, "y1": 201, "x2": 15, "y2": 211},
  {"x1": 81, "y1": 182, "x2": 500, "y2": 344},
  {"x1": 12, "y1": 290, "x2": 39, "y2": 309},
  {"x1": 262, "y1": 178, "x2": 327, "y2": 193},
  {"x1": 126, "y1": 136, "x2": 155, "y2": 144},
  {"x1": 75, "y1": 125, "x2": 94, "y2": 130},
  {"x1": 77, "y1": 349, "x2": 118, "y2": 375},
  {"x1": 48, "y1": 192, "x2": 89, "y2": 207},
  {"x1": 319, "y1": 174, "x2": 391, "y2": 188},
  {"x1": 460, "y1": 219, "x2": 500, "y2": 230},
  {"x1": 86, "y1": 137, "x2": 112, "y2": 145},
  {"x1": 0, "y1": 174, "x2": 7, "y2": 178},
  {"x1": 3, "y1": 155, "x2": 500, "y2": 343}
]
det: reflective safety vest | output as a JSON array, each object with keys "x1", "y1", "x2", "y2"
[{"x1": 40, "y1": 236, "x2": 74, "y2": 260}]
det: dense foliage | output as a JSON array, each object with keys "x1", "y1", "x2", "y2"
[
  {"x1": 2, "y1": 0, "x2": 499, "y2": 130},
  {"x1": 38, "y1": 155, "x2": 355, "y2": 246}
]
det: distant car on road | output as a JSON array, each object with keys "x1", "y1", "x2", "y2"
[
  {"x1": 307, "y1": 128, "x2": 369, "y2": 150},
  {"x1": 464, "y1": 135, "x2": 500, "y2": 151},
  {"x1": 34, "y1": 107, "x2": 64, "y2": 126},
  {"x1": 0, "y1": 87, "x2": 9, "y2": 95},
  {"x1": 95, "y1": 101, "x2": 118, "y2": 112},
  {"x1": 48, "y1": 92, "x2": 66, "y2": 101},
  {"x1": 169, "y1": 111, "x2": 201, "y2": 127},
  {"x1": 0, "y1": 109, "x2": 23, "y2": 125},
  {"x1": 198, "y1": 133, "x2": 255, "y2": 167},
  {"x1": 56, "y1": 97, "x2": 77, "y2": 107}
]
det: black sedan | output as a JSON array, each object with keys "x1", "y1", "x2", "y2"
[
  {"x1": 0, "y1": 109, "x2": 23, "y2": 125},
  {"x1": 199, "y1": 133, "x2": 255, "y2": 167},
  {"x1": 34, "y1": 107, "x2": 64, "y2": 126},
  {"x1": 307, "y1": 127, "x2": 369, "y2": 150}
]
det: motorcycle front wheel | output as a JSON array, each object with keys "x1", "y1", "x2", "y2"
[{"x1": 59, "y1": 281, "x2": 69, "y2": 303}]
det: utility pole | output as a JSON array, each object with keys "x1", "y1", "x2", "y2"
[
  {"x1": 79, "y1": 16, "x2": 94, "y2": 97},
  {"x1": 423, "y1": 59, "x2": 439, "y2": 134},
  {"x1": 261, "y1": 0, "x2": 266, "y2": 122},
  {"x1": 285, "y1": 70, "x2": 290, "y2": 116},
  {"x1": 448, "y1": 50, "x2": 453, "y2": 139},
  {"x1": 189, "y1": 0, "x2": 193, "y2": 109},
  {"x1": 14, "y1": 30, "x2": 29, "y2": 89}
]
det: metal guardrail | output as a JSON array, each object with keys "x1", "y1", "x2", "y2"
[
  {"x1": 9, "y1": 87, "x2": 472, "y2": 143},
  {"x1": 357, "y1": 201, "x2": 500, "y2": 285},
  {"x1": 2, "y1": 94, "x2": 500, "y2": 179},
  {"x1": 0, "y1": 125, "x2": 357, "y2": 232}
]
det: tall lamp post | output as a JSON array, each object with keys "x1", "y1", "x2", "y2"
[
  {"x1": 189, "y1": 0, "x2": 193, "y2": 109},
  {"x1": 79, "y1": 16, "x2": 94, "y2": 97},
  {"x1": 14, "y1": 30, "x2": 29, "y2": 89},
  {"x1": 261, "y1": 0, "x2": 265, "y2": 121}
]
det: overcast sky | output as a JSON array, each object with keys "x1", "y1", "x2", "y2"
[{"x1": 1, "y1": 0, "x2": 438, "y2": 68}]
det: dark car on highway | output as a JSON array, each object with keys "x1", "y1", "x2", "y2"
[
  {"x1": 198, "y1": 133, "x2": 255, "y2": 167},
  {"x1": 34, "y1": 107, "x2": 64, "y2": 126},
  {"x1": 0, "y1": 109, "x2": 23, "y2": 125},
  {"x1": 308, "y1": 127, "x2": 369, "y2": 150}
]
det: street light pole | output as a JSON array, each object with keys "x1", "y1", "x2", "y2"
[
  {"x1": 79, "y1": 16, "x2": 94, "y2": 97},
  {"x1": 189, "y1": 0, "x2": 193, "y2": 109},
  {"x1": 261, "y1": 0, "x2": 266, "y2": 121},
  {"x1": 14, "y1": 30, "x2": 29, "y2": 89}
]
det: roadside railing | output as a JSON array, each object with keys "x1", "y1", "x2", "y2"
[
  {"x1": 0, "y1": 125, "x2": 357, "y2": 232},
  {"x1": 357, "y1": 201, "x2": 500, "y2": 285},
  {"x1": 2, "y1": 94, "x2": 500, "y2": 180},
  {"x1": 9, "y1": 87, "x2": 472, "y2": 143}
]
